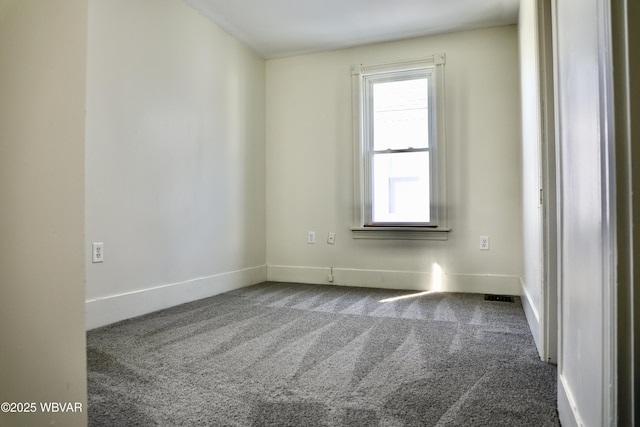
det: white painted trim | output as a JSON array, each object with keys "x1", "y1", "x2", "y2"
[
  {"x1": 537, "y1": 0, "x2": 558, "y2": 366},
  {"x1": 558, "y1": 374, "x2": 584, "y2": 427},
  {"x1": 267, "y1": 265, "x2": 521, "y2": 295},
  {"x1": 520, "y1": 277, "x2": 541, "y2": 322},
  {"x1": 352, "y1": 54, "x2": 448, "y2": 233},
  {"x1": 350, "y1": 227, "x2": 451, "y2": 240},
  {"x1": 88, "y1": 263, "x2": 521, "y2": 329},
  {"x1": 352, "y1": 54, "x2": 445, "y2": 76},
  {"x1": 520, "y1": 277, "x2": 543, "y2": 359},
  {"x1": 595, "y1": 0, "x2": 618, "y2": 423},
  {"x1": 86, "y1": 265, "x2": 267, "y2": 330}
]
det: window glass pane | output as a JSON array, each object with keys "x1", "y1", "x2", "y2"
[
  {"x1": 372, "y1": 152, "x2": 430, "y2": 223},
  {"x1": 373, "y1": 78, "x2": 428, "y2": 150}
]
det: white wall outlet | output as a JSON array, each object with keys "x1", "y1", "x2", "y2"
[
  {"x1": 307, "y1": 231, "x2": 316, "y2": 244},
  {"x1": 327, "y1": 232, "x2": 336, "y2": 245},
  {"x1": 92, "y1": 242, "x2": 104, "y2": 263},
  {"x1": 480, "y1": 236, "x2": 490, "y2": 251}
]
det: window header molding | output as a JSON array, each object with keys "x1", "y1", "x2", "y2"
[{"x1": 351, "y1": 53, "x2": 446, "y2": 77}]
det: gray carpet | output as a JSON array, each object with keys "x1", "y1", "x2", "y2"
[{"x1": 87, "y1": 282, "x2": 559, "y2": 426}]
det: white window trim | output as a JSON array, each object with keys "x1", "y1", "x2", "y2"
[{"x1": 351, "y1": 54, "x2": 450, "y2": 240}]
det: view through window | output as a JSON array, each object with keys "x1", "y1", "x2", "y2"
[{"x1": 371, "y1": 77, "x2": 430, "y2": 223}]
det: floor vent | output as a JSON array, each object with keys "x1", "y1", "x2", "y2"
[{"x1": 484, "y1": 294, "x2": 515, "y2": 303}]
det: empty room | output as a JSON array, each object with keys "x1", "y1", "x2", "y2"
[{"x1": 1, "y1": 0, "x2": 637, "y2": 426}]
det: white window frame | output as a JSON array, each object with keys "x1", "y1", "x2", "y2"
[{"x1": 351, "y1": 54, "x2": 449, "y2": 240}]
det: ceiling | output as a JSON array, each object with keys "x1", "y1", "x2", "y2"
[{"x1": 182, "y1": 0, "x2": 520, "y2": 59}]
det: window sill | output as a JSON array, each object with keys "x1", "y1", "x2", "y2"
[{"x1": 351, "y1": 227, "x2": 451, "y2": 240}]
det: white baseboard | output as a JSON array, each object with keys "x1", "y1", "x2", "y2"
[
  {"x1": 558, "y1": 374, "x2": 584, "y2": 427},
  {"x1": 520, "y1": 277, "x2": 543, "y2": 358},
  {"x1": 86, "y1": 265, "x2": 267, "y2": 330},
  {"x1": 267, "y1": 265, "x2": 521, "y2": 295},
  {"x1": 88, "y1": 265, "x2": 521, "y2": 330}
]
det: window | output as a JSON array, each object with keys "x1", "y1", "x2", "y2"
[{"x1": 351, "y1": 54, "x2": 449, "y2": 239}]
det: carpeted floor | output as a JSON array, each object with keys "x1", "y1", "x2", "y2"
[{"x1": 87, "y1": 282, "x2": 559, "y2": 426}]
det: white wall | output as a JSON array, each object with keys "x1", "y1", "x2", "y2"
[
  {"x1": 266, "y1": 26, "x2": 523, "y2": 294},
  {"x1": 553, "y1": 0, "x2": 617, "y2": 425},
  {"x1": 0, "y1": 0, "x2": 88, "y2": 426},
  {"x1": 518, "y1": 0, "x2": 544, "y2": 357},
  {"x1": 85, "y1": 0, "x2": 267, "y2": 329}
]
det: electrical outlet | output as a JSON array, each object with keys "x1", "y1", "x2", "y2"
[
  {"x1": 480, "y1": 236, "x2": 490, "y2": 251},
  {"x1": 92, "y1": 242, "x2": 104, "y2": 263},
  {"x1": 327, "y1": 232, "x2": 336, "y2": 245},
  {"x1": 307, "y1": 231, "x2": 316, "y2": 244}
]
